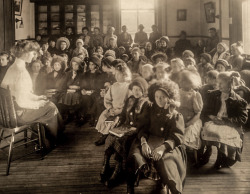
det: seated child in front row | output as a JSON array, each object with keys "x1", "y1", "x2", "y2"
[
  {"x1": 100, "y1": 77, "x2": 150, "y2": 187},
  {"x1": 179, "y1": 69, "x2": 203, "y2": 165},
  {"x1": 95, "y1": 61, "x2": 132, "y2": 146}
]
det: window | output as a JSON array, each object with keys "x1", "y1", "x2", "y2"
[
  {"x1": 242, "y1": 1, "x2": 250, "y2": 54},
  {"x1": 121, "y1": 0, "x2": 155, "y2": 39}
]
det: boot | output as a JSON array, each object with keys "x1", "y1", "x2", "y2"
[
  {"x1": 127, "y1": 184, "x2": 135, "y2": 194},
  {"x1": 100, "y1": 154, "x2": 111, "y2": 182},
  {"x1": 106, "y1": 161, "x2": 122, "y2": 187},
  {"x1": 95, "y1": 134, "x2": 108, "y2": 146},
  {"x1": 214, "y1": 150, "x2": 223, "y2": 169}
]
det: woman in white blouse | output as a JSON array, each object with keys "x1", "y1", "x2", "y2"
[{"x1": 1, "y1": 40, "x2": 64, "y2": 147}]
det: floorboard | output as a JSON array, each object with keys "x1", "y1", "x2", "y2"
[{"x1": 0, "y1": 122, "x2": 250, "y2": 194}]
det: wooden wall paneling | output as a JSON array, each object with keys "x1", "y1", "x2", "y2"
[{"x1": 0, "y1": 0, "x2": 4, "y2": 51}]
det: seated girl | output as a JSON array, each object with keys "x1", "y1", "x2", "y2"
[
  {"x1": 72, "y1": 39, "x2": 89, "y2": 59},
  {"x1": 1, "y1": 40, "x2": 64, "y2": 147},
  {"x1": 95, "y1": 62, "x2": 132, "y2": 146},
  {"x1": 212, "y1": 42, "x2": 230, "y2": 65},
  {"x1": 58, "y1": 57, "x2": 84, "y2": 121},
  {"x1": 127, "y1": 47, "x2": 147, "y2": 77},
  {"x1": 179, "y1": 69, "x2": 203, "y2": 165},
  {"x1": 78, "y1": 56, "x2": 102, "y2": 125},
  {"x1": 215, "y1": 59, "x2": 231, "y2": 73},
  {"x1": 169, "y1": 58, "x2": 185, "y2": 86},
  {"x1": 88, "y1": 57, "x2": 116, "y2": 126},
  {"x1": 40, "y1": 53, "x2": 53, "y2": 75},
  {"x1": 201, "y1": 72, "x2": 248, "y2": 169},
  {"x1": 141, "y1": 64, "x2": 154, "y2": 85},
  {"x1": 45, "y1": 56, "x2": 67, "y2": 104},
  {"x1": 100, "y1": 77, "x2": 150, "y2": 187},
  {"x1": 151, "y1": 62, "x2": 170, "y2": 83},
  {"x1": 126, "y1": 80, "x2": 186, "y2": 194},
  {"x1": 28, "y1": 59, "x2": 46, "y2": 95},
  {"x1": 229, "y1": 42, "x2": 244, "y2": 72}
]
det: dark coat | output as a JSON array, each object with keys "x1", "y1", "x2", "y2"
[
  {"x1": 46, "y1": 71, "x2": 67, "y2": 91},
  {"x1": 118, "y1": 96, "x2": 150, "y2": 128},
  {"x1": 138, "y1": 104, "x2": 185, "y2": 150},
  {"x1": 201, "y1": 90, "x2": 248, "y2": 127},
  {"x1": 65, "y1": 70, "x2": 83, "y2": 88},
  {"x1": 80, "y1": 70, "x2": 102, "y2": 91}
]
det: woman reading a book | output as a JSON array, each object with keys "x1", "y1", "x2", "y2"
[
  {"x1": 100, "y1": 77, "x2": 150, "y2": 188},
  {"x1": 126, "y1": 80, "x2": 187, "y2": 194}
]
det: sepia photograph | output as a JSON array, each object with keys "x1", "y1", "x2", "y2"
[{"x1": 0, "y1": 0, "x2": 250, "y2": 193}]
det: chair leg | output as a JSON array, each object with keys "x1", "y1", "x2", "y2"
[
  {"x1": 37, "y1": 123, "x2": 44, "y2": 159},
  {"x1": 24, "y1": 129, "x2": 28, "y2": 148},
  {"x1": 0, "y1": 129, "x2": 4, "y2": 144},
  {"x1": 6, "y1": 132, "x2": 15, "y2": 176}
]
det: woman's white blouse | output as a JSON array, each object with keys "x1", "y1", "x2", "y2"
[{"x1": 1, "y1": 58, "x2": 40, "y2": 109}]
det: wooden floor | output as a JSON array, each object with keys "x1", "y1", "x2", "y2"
[{"x1": 0, "y1": 122, "x2": 250, "y2": 194}]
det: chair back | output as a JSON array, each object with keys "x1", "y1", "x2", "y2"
[{"x1": 0, "y1": 86, "x2": 18, "y2": 128}]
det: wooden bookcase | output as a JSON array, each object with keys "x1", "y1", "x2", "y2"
[{"x1": 32, "y1": 0, "x2": 120, "y2": 37}]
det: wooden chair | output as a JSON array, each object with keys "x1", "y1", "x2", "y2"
[{"x1": 0, "y1": 86, "x2": 45, "y2": 175}]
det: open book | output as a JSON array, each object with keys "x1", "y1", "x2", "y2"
[{"x1": 109, "y1": 126, "x2": 137, "y2": 138}]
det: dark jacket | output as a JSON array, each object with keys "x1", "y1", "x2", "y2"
[
  {"x1": 46, "y1": 71, "x2": 67, "y2": 91},
  {"x1": 138, "y1": 103, "x2": 185, "y2": 151},
  {"x1": 65, "y1": 70, "x2": 83, "y2": 88},
  {"x1": 117, "y1": 96, "x2": 150, "y2": 129},
  {"x1": 201, "y1": 90, "x2": 248, "y2": 127},
  {"x1": 80, "y1": 70, "x2": 102, "y2": 91}
]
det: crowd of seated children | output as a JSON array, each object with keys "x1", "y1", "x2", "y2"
[{"x1": 1, "y1": 23, "x2": 250, "y2": 194}]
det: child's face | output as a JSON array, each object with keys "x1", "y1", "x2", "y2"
[
  {"x1": 156, "y1": 67, "x2": 168, "y2": 80},
  {"x1": 97, "y1": 49, "x2": 103, "y2": 55},
  {"x1": 217, "y1": 44, "x2": 225, "y2": 53},
  {"x1": 121, "y1": 56, "x2": 129, "y2": 62},
  {"x1": 53, "y1": 62, "x2": 62, "y2": 72},
  {"x1": 155, "y1": 90, "x2": 168, "y2": 108},
  {"x1": 49, "y1": 41, "x2": 56, "y2": 48},
  {"x1": 140, "y1": 48, "x2": 146, "y2": 56},
  {"x1": 200, "y1": 57, "x2": 207, "y2": 64},
  {"x1": 207, "y1": 77, "x2": 217, "y2": 88},
  {"x1": 63, "y1": 56, "x2": 68, "y2": 64},
  {"x1": 231, "y1": 46, "x2": 239, "y2": 56},
  {"x1": 36, "y1": 36, "x2": 41, "y2": 41},
  {"x1": 0, "y1": 55, "x2": 9, "y2": 66},
  {"x1": 146, "y1": 44, "x2": 152, "y2": 51},
  {"x1": 102, "y1": 65, "x2": 109, "y2": 72},
  {"x1": 82, "y1": 29, "x2": 88, "y2": 35},
  {"x1": 155, "y1": 58, "x2": 163, "y2": 64},
  {"x1": 89, "y1": 62, "x2": 96, "y2": 71},
  {"x1": 44, "y1": 60, "x2": 51, "y2": 67},
  {"x1": 66, "y1": 28, "x2": 72, "y2": 35},
  {"x1": 132, "y1": 51, "x2": 140, "y2": 61},
  {"x1": 216, "y1": 64, "x2": 226, "y2": 72},
  {"x1": 60, "y1": 42, "x2": 67, "y2": 50},
  {"x1": 77, "y1": 42, "x2": 83, "y2": 48},
  {"x1": 218, "y1": 78, "x2": 230, "y2": 93},
  {"x1": 198, "y1": 40, "x2": 203, "y2": 46},
  {"x1": 132, "y1": 86, "x2": 143, "y2": 98},
  {"x1": 115, "y1": 70, "x2": 125, "y2": 82},
  {"x1": 119, "y1": 49, "x2": 126, "y2": 55},
  {"x1": 171, "y1": 62, "x2": 182, "y2": 74},
  {"x1": 42, "y1": 43, "x2": 49, "y2": 51},
  {"x1": 141, "y1": 67, "x2": 152, "y2": 80},
  {"x1": 31, "y1": 62, "x2": 41, "y2": 73},
  {"x1": 72, "y1": 62, "x2": 80, "y2": 71},
  {"x1": 94, "y1": 29, "x2": 100, "y2": 35},
  {"x1": 78, "y1": 55, "x2": 84, "y2": 61},
  {"x1": 160, "y1": 40, "x2": 167, "y2": 47}
]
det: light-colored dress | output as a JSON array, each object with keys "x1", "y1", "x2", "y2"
[
  {"x1": 202, "y1": 93, "x2": 243, "y2": 149},
  {"x1": 96, "y1": 82, "x2": 131, "y2": 135},
  {"x1": 179, "y1": 89, "x2": 203, "y2": 150},
  {"x1": 1, "y1": 58, "x2": 64, "y2": 140}
]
